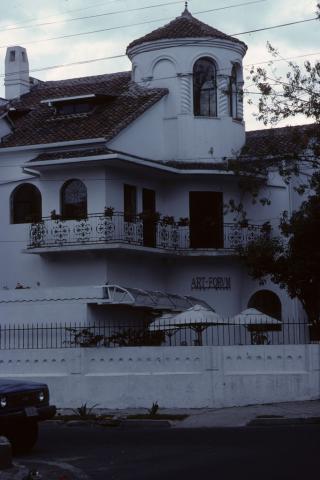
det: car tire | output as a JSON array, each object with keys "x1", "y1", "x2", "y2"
[{"x1": 6, "y1": 421, "x2": 39, "y2": 453}]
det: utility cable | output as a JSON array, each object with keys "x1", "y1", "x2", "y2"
[
  {"x1": 1, "y1": 44, "x2": 319, "y2": 80},
  {"x1": 1, "y1": 0, "x2": 136, "y2": 29},
  {"x1": 1, "y1": 1, "x2": 186, "y2": 32},
  {"x1": 1, "y1": 0, "x2": 267, "y2": 32},
  {"x1": 1, "y1": 5, "x2": 313, "y2": 50}
]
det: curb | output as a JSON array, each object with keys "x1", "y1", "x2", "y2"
[
  {"x1": 247, "y1": 416, "x2": 320, "y2": 426},
  {"x1": 0, "y1": 464, "x2": 29, "y2": 480},
  {"x1": 120, "y1": 419, "x2": 171, "y2": 429},
  {"x1": 49, "y1": 418, "x2": 172, "y2": 429}
]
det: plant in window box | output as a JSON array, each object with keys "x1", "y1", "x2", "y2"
[
  {"x1": 161, "y1": 215, "x2": 175, "y2": 226},
  {"x1": 177, "y1": 217, "x2": 189, "y2": 227},
  {"x1": 104, "y1": 207, "x2": 114, "y2": 218}
]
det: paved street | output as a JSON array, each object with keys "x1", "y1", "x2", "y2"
[{"x1": 16, "y1": 422, "x2": 319, "y2": 480}]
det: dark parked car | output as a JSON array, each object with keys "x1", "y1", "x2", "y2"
[{"x1": 0, "y1": 378, "x2": 56, "y2": 452}]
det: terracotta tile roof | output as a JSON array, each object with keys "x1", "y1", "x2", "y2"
[
  {"x1": 1, "y1": 71, "x2": 168, "y2": 147},
  {"x1": 162, "y1": 160, "x2": 229, "y2": 170},
  {"x1": 127, "y1": 7, "x2": 246, "y2": 51},
  {"x1": 242, "y1": 124, "x2": 319, "y2": 158},
  {"x1": 29, "y1": 124, "x2": 318, "y2": 169},
  {"x1": 34, "y1": 147, "x2": 112, "y2": 162}
]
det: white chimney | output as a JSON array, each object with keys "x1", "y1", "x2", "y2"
[{"x1": 4, "y1": 46, "x2": 30, "y2": 100}]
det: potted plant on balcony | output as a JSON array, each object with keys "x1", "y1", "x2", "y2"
[
  {"x1": 177, "y1": 217, "x2": 189, "y2": 227},
  {"x1": 161, "y1": 215, "x2": 175, "y2": 226},
  {"x1": 104, "y1": 207, "x2": 114, "y2": 219},
  {"x1": 50, "y1": 210, "x2": 61, "y2": 220}
]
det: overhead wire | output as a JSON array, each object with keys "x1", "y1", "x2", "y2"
[
  {"x1": 1, "y1": 6, "x2": 315, "y2": 50},
  {"x1": 1, "y1": 43, "x2": 319, "y2": 80},
  {"x1": 1, "y1": 0, "x2": 267, "y2": 32},
  {"x1": 1, "y1": 0, "x2": 137, "y2": 29},
  {"x1": 1, "y1": 0, "x2": 186, "y2": 32}
]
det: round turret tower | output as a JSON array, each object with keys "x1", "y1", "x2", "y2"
[{"x1": 126, "y1": 4, "x2": 247, "y2": 162}]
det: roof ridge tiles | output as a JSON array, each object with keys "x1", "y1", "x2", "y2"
[{"x1": 37, "y1": 71, "x2": 131, "y2": 89}]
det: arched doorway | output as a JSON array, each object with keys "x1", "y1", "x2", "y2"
[{"x1": 248, "y1": 290, "x2": 282, "y2": 321}]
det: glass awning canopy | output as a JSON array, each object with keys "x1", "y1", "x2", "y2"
[{"x1": 96, "y1": 284, "x2": 211, "y2": 312}]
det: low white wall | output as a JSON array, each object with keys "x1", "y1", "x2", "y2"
[{"x1": 0, "y1": 345, "x2": 319, "y2": 409}]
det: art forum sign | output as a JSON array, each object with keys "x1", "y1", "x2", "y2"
[{"x1": 191, "y1": 276, "x2": 231, "y2": 291}]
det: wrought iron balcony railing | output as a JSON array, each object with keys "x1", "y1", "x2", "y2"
[{"x1": 27, "y1": 213, "x2": 265, "y2": 252}]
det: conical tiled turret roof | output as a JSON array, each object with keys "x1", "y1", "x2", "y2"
[{"x1": 127, "y1": 5, "x2": 246, "y2": 52}]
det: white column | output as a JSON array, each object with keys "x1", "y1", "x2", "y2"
[
  {"x1": 179, "y1": 74, "x2": 192, "y2": 115},
  {"x1": 217, "y1": 75, "x2": 229, "y2": 117},
  {"x1": 237, "y1": 81, "x2": 244, "y2": 120}
]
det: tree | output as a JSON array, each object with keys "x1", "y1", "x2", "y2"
[
  {"x1": 234, "y1": 2, "x2": 320, "y2": 324},
  {"x1": 239, "y1": 186, "x2": 320, "y2": 324}
]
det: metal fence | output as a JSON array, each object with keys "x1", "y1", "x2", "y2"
[{"x1": 0, "y1": 320, "x2": 317, "y2": 350}]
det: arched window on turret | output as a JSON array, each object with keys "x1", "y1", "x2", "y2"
[
  {"x1": 11, "y1": 183, "x2": 42, "y2": 224},
  {"x1": 61, "y1": 179, "x2": 87, "y2": 220},
  {"x1": 193, "y1": 57, "x2": 217, "y2": 117},
  {"x1": 229, "y1": 65, "x2": 238, "y2": 118}
]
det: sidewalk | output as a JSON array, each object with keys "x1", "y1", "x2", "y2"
[
  {"x1": 172, "y1": 399, "x2": 320, "y2": 428},
  {"x1": 99, "y1": 399, "x2": 320, "y2": 428}
]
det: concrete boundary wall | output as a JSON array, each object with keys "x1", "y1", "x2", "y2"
[{"x1": 0, "y1": 345, "x2": 319, "y2": 409}]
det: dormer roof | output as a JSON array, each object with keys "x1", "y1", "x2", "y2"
[{"x1": 127, "y1": 6, "x2": 247, "y2": 52}]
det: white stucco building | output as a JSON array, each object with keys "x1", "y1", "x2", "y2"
[{"x1": 0, "y1": 6, "x2": 309, "y2": 329}]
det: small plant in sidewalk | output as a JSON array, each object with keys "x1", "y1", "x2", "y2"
[
  {"x1": 72, "y1": 403, "x2": 99, "y2": 419},
  {"x1": 148, "y1": 402, "x2": 159, "y2": 416}
]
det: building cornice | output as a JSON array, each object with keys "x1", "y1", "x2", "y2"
[{"x1": 127, "y1": 37, "x2": 247, "y2": 59}]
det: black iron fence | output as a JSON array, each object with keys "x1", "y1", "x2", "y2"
[
  {"x1": 28, "y1": 213, "x2": 264, "y2": 251},
  {"x1": 0, "y1": 320, "x2": 317, "y2": 350}
]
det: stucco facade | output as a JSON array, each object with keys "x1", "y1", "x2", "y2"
[{"x1": 0, "y1": 7, "x2": 305, "y2": 327}]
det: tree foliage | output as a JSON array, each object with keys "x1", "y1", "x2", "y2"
[
  {"x1": 235, "y1": 3, "x2": 320, "y2": 322},
  {"x1": 239, "y1": 189, "x2": 320, "y2": 323}
]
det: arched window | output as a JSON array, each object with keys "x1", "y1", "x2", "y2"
[
  {"x1": 61, "y1": 179, "x2": 87, "y2": 220},
  {"x1": 229, "y1": 65, "x2": 238, "y2": 118},
  {"x1": 11, "y1": 183, "x2": 42, "y2": 224},
  {"x1": 193, "y1": 57, "x2": 217, "y2": 117},
  {"x1": 248, "y1": 290, "x2": 282, "y2": 321}
]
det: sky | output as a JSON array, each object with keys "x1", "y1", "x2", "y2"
[{"x1": 0, "y1": 0, "x2": 319, "y2": 130}]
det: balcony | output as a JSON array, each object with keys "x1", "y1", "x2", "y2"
[{"x1": 26, "y1": 213, "x2": 265, "y2": 255}]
